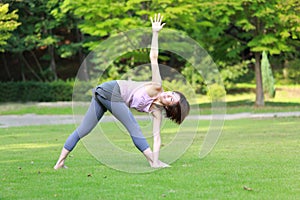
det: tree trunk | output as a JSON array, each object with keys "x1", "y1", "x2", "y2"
[
  {"x1": 254, "y1": 52, "x2": 264, "y2": 106},
  {"x1": 30, "y1": 50, "x2": 44, "y2": 77},
  {"x1": 20, "y1": 56, "x2": 26, "y2": 81},
  {"x1": 21, "y1": 66, "x2": 26, "y2": 81},
  {"x1": 19, "y1": 52, "x2": 42, "y2": 81},
  {"x1": 2, "y1": 53, "x2": 11, "y2": 80},
  {"x1": 283, "y1": 60, "x2": 289, "y2": 80},
  {"x1": 76, "y1": 28, "x2": 89, "y2": 80},
  {"x1": 49, "y1": 45, "x2": 58, "y2": 80}
]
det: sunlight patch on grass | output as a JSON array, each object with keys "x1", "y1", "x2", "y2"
[{"x1": 0, "y1": 143, "x2": 59, "y2": 151}]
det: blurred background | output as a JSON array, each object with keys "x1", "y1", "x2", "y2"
[{"x1": 0, "y1": 0, "x2": 299, "y2": 108}]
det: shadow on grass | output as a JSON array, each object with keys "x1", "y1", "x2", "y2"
[
  {"x1": 264, "y1": 101, "x2": 300, "y2": 107},
  {"x1": 226, "y1": 88, "x2": 254, "y2": 94},
  {"x1": 192, "y1": 100, "x2": 300, "y2": 109}
]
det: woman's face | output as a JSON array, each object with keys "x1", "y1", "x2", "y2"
[{"x1": 159, "y1": 91, "x2": 180, "y2": 106}]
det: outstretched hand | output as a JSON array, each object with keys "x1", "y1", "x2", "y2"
[
  {"x1": 150, "y1": 13, "x2": 166, "y2": 32},
  {"x1": 151, "y1": 160, "x2": 171, "y2": 168}
]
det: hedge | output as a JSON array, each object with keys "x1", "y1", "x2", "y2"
[{"x1": 0, "y1": 81, "x2": 80, "y2": 102}]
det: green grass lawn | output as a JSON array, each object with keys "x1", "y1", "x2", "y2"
[{"x1": 1, "y1": 118, "x2": 299, "y2": 199}]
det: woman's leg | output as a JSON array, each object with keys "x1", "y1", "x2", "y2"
[
  {"x1": 98, "y1": 97, "x2": 150, "y2": 152},
  {"x1": 54, "y1": 98, "x2": 106, "y2": 169}
]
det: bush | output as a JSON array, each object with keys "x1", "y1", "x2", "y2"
[
  {"x1": 261, "y1": 51, "x2": 276, "y2": 98},
  {"x1": 0, "y1": 80, "x2": 74, "y2": 102},
  {"x1": 207, "y1": 83, "x2": 226, "y2": 102}
]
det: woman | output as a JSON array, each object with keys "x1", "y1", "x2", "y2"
[{"x1": 54, "y1": 13, "x2": 190, "y2": 169}]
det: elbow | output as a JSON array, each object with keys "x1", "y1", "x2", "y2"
[
  {"x1": 150, "y1": 53, "x2": 158, "y2": 61},
  {"x1": 150, "y1": 58, "x2": 158, "y2": 64},
  {"x1": 153, "y1": 134, "x2": 161, "y2": 146}
]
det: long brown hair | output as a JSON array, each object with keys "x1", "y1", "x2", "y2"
[{"x1": 164, "y1": 91, "x2": 190, "y2": 124}]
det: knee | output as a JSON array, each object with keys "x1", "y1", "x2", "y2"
[
  {"x1": 64, "y1": 131, "x2": 80, "y2": 151},
  {"x1": 131, "y1": 135, "x2": 149, "y2": 152}
]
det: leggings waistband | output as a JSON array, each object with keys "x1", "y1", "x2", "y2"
[{"x1": 95, "y1": 81, "x2": 123, "y2": 102}]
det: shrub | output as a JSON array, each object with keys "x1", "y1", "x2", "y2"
[
  {"x1": 207, "y1": 83, "x2": 226, "y2": 102},
  {"x1": 0, "y1": 80, "x2": 74, "y2": 102},
  {"x1": 261, "y1": 51, "x2": 276, "y2": 98}
]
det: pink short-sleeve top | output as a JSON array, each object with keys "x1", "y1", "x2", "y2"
[{"x1": 117, "y1": 80, "x2": 155, "y2": 113}]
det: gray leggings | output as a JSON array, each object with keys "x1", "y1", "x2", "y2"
[{"x1": 64, "y1": 95, "x2": 150, "y2": 152}]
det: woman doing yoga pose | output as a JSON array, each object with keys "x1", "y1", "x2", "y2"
[{"x1": 54, "y1": 13, "x2": 190, "y2": 169}]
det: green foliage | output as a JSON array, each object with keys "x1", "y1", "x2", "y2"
[
  {"x1": 197, "y1": 0, "x2": 300, "y2": 58},
  {"x1": 162, "y1": 79, "x2": 196, "y2": 101},
  {"x1": 276, "y1": 58, "x2": 300, "y2": 84},
  {"x1": 261, "y1": 51, "x2": 276, "y2": 98},
  {"x1": 220, "y1": 60, "x2": 252, "y2": 89},
  {"x1": 2, "y1": 0, "x2": 85, "y2": 81},
  {"x1": 0, "y1": 81, "x2": 74, "y2": 102},
  {"x1": 4, "y1": 0, "x2": 60, "y2": 51},
  {"x1": 0, "y1": 3, "x2": 20, "y2": 51},
  {"x1": 207, "y1": 83, "x2": 226, "y2": 102},
  {"x1": 286, "y1": 60, "x2": 300, "y2": 84},
  {"x1": 61, "y1": 0, "x2": 200, "y2": 49},
  {"x1": 181, "y1": 63, "x2": 205, "y2": 93},
  {"x1": 61, "y1": 0, "x2": 144, "y2": 47},
  {"x1": 1, "y1": 0, "x2": 300, "y2": 96},
  {"x1": 196, "y1": 0, "x2": 300, "y2": 105}
]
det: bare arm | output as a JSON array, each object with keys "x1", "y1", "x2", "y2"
[
  {"x1": 142, "y1": 14, "x2": 169, "y2": 169},
  {"x1": 150, "y1": 109, "x2": 170, "y2": 168},
  {"x1": 151, "y1": 109, "x2": 162, "y2": 166},
  {"x1": 142, "y1": 108, "x2": 169, "y2": 168},
  {"x1": 150, "y1": 13, "x2": 165, "y2": 84}
]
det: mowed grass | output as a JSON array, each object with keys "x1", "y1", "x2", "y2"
[{"x1": 1, "y1": 118, "x2": 299, "y2": 199}]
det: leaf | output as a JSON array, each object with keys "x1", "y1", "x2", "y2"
[
  {"x1": 198, "y1": 21, "x2": 214, "y2": 27},
  {"x1": 280, "y1": 30, "x2": 291, "y2": 38},
  {"x1": 0, "y1": 3, "x2": 21, "y2": 51},
  {"x1": 260, "y1": 34, "x2": 278, "y2": 45},
  {"x1": 236, "y1": 19, "x2": 255, "y2": 31},
  {"x1": 243, "y1": 186, "x2": 253, "y2": 191}
]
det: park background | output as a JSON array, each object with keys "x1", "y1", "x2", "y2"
[{"x1": 0, "y1": 0, "x2": 299, "y2": 200}]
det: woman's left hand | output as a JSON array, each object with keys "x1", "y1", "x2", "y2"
[{"x1": 151, "y1": 160, "x2": 171, "y2": 168}]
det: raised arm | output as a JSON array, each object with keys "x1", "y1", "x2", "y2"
[{"x1": 150, "y1": 13, "x2": 165, "y2": 84}]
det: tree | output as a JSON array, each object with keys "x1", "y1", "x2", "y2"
[
  {"x1": 0, "y1": 3, "x2": 20, "y2": 79},
  {"x1": 60, "y1": 0, "x2": 201, "y2": 81},
  {"x1": 196, "y1": 0, "x2": 300, "y2": 106},
  {"x1": 1, "y1": 0, "x2": 299, "y2": 88},
  {"x1": 22, "y1": 0, "x2": 64, "y2": 80},
  {"x1": 3, "y1": 0, "x2": 80, "y2": 81}
]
